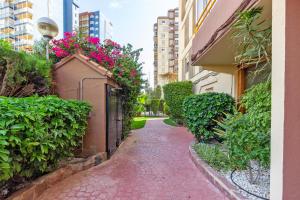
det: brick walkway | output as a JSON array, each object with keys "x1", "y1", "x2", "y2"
[{"x1": 39, "y1": 119, "x2": 228, "y2": 200}]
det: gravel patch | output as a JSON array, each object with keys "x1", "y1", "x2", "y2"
[{"x1": 220, "y1": 166, "x2": 270, "y2": 200}]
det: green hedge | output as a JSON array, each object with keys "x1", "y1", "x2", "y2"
[
  {"x1": 183, "y1": 92, "x2": 235, "y2": 141},
  {"x1": 217, "y1": 82, "x2": 271, "y2": 168},
  {"x1": 163, "y1": 81, "x2": 193, "y2": 123},
  {"x1": 0, "y1": 96, "x2": 91, "y2": 182},
  {"x1": 150, "y1": 99, "x2": 160, "y2": 116}
]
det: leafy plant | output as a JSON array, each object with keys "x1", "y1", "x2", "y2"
[
  {"x1": 163, "y1": 81, "x2": 193, "y2": 123},
  {"x1": 150, "y1": 99, "x2": 160, "y2": 116},
  {"x1": 194, "y1": 143, "x2": 231, "y2": 171},
  {"x1": 0, "y1": 40, "x2": 52, "y2": 97},
  {"x1": 163, "y1": 118, "x2": 177, "y2": 127},
  {"x1": 183, "y1": 92, "x2": 235, "y2": 142},
  {"x1": 0, "y1": 96, "x2": 91, "y2": 183},
  {"x1": 233, "y1": 7, "x2": 272, "y2": 78},
  {"x1": 152, "y1": 85, "x2": 162, "y2": 99},
  {"x1": 215, "y1": 81, "x2": 271, "y2": 169}
]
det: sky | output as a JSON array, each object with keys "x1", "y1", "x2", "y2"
[{"x1": 78, "y1": 0, "x2": 179, "y2": 88}]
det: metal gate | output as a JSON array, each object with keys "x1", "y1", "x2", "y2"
[{"x1": 106, "y1": 85, "x2": 123, "y2": 158}]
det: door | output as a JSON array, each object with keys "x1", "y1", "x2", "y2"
[
  {"x1": 106, "y1": 85, "x2": 118, "y2": 157},
  {"x1": 116, "y1": 94, "x2": 123, "y2": 146}
]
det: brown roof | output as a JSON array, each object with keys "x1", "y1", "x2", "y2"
[{"x1": 54, "y1": 53, "x2": 114, "y2": 79}]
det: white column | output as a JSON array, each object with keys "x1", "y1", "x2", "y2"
[{"x1": 270, "y1": 0, "x2": 285, "y2": 199}]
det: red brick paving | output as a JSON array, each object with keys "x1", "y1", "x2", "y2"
[{"x1": 39, "y1": 119, "x2": 228, "y2": 200}]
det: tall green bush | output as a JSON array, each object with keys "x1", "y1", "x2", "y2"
[
  {"x1": 163, "y1": 81, "x2": 193, "y2": 123},
  {"x1": 0, "y1": 96, "x2": 91, "y2": 182},
  {"x1": 183, "y1": 92, "x2": 235, "y2": 141},
  {"x1": 151, "y1": 99, "x2": 160, "y2": 116},
  {"x1": 216, "y1": 82, "x2": 271, "y2": 168},
  {"x1": 0, "y1": 40, "x2": 52, "y2": 97}
]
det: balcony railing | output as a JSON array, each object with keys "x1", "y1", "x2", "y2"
[{"x1": 194, "y1": 0, "x2": 217, "y2": 33}]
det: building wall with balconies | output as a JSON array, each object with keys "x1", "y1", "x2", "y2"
[
  {"x1": 178, "y1": 0, "x2": 235, "y2": 97},
  {"x1": 190, "y1": 0, "x2": 271, "y2": 98},
  {"x1": 0, "y1": 0, "x2": 64, "y2": 51}
]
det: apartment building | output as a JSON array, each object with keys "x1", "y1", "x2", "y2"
[
  {"x1": 79, "y1": 11, "x2": 113, "y2": 40},
  {"x1": 0, "y1": 0, "x2": 64, "y2": 51},
  {"x1": 153, "y1": 8, "x2": 179, "y2": 88},
  {"x1": 63, "y1": 0, "x2": 79, "y2": 33},
  {"x1": 178, "y1": 0, "x2": 234, "y2": 96}
]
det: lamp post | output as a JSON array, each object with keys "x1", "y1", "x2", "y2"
[{"x1": 37, "y1": 17, "x2": 59, "y2": 60}]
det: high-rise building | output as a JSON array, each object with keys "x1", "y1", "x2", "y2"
[
  {"x1": 63, "y1": 0, "x2": 79, "y2": 33},
  {"x1": 0, "y1": 0, "x2": 64, "y2": 51},
  {"x1": 153, "y1": 8, "x2": 179, "y2": 88},
  {"x1": 79, "y1": 11, "x2": 113, "y2": 40}
]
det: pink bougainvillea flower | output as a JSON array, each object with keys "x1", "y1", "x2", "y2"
[
  {"x1": 130, "y1": 69, "x2": 137, "y2": 78},
  {"x1": 64, "y1": 32, "x2": 73, "y2": 38},
  {"x1": 74, "y1": 43, "x2": 80, "y2": 49},
  {"x1": 87, "y1": 37, "x2": 100, "y2": 45}
]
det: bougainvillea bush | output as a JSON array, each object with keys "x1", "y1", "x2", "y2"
[{"x1": 50, "y1": 32, "x2": 143, "y2": 138}]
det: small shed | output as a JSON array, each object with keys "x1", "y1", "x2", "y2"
[{"x1": 54, "y1": 53, "x2": 123, "y2": 157}]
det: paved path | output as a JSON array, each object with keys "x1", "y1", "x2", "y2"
[{"x1": 39, "y1": 119, "x2": 228, "y2": 200}]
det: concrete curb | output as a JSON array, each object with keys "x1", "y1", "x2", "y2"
[
  {"x1": 7, "y1": 152, "x2": 107, "y2": 200},
  {"x1": 189, "y1": 142, "x2": 247, "y2": 200}
]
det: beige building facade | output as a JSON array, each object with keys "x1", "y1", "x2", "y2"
[
  {"x1": 178, "y1": 0, "x2": 234, "y2": 96},
  {"x1": 153, "y1": 8, "x2": 179, "y2": 88}
]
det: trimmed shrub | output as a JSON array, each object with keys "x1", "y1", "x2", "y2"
[
  {"x1": 183, "y1": 92, "x2": 235, "y2": 141},
  {"x1": 163, "y1": 81, "x2": 193, "y2": 123},
  {"x1": 0, "y1": 96, "x2": 91, "y2": 182},
  {"x1": 216, "y1": 81, "x2": 271, "y2": 169},
  {"x1": 150, "y1": 99, "x2": 160, "y2": 116}
]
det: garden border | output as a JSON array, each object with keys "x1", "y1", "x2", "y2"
[
  {"x1": 189, "y1": 142, "x2": 246, "y2": 200},
  {"x1": 7, "y1": 153, "x2": 107, "y2": 200}
]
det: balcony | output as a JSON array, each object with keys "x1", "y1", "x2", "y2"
[
  {"x1": 191, "y1": 0, "x2": 271, "y2": 72},
  {"x1": 14, "y1": 7, "x2": 33, "y2": 15}
]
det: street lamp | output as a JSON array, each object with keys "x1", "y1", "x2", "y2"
[{"x1": 37, "y1": 17, "x2": 59, "y2": 60}]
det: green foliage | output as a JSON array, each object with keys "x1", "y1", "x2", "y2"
[
  {"x1": 163, "y1": 102, "x2": 170, "y2": 115},
  {"x1": 134, "y1": 94, "x2": 148, "y2": 116},
  {"x1": 150, "y1": 99, "x2": 160, "y2": 116},
  {"x1": 32, "y1": 38, "x2": 48, "y2": 59},
  {"x1": 0, "y1": 40, "x2": 52, "y2": 97},
  {"x1": 131, "y1": 117, "x2": 147, "y2": 130},
  {"x1": 163, "y1": 118, "x2": 177, "y2": 127},
  {"x1": 152, "y1": 85, "x2": 162, "y2": 99},
  {"x1": 0, "y1": 96, "x2": 91, "y2": 182},
  {"x1": 183, "y1": 92, "x2": 235, "y2": 142},
  {"x1": 163, "y1": 81, "x2": 193, "y2": 123},
  {"x1": 233, "y1": 7, "x2": 272, "y2": 78},
  {"x1": 116, "y1": 44, "x2": 143, "y2": 138},
  {"x1": 216, "y1": 82, "x2": 271, "y2": 169},
  {"x1": 194, "y1": 143, "x2": 231, "y2": 171}
]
